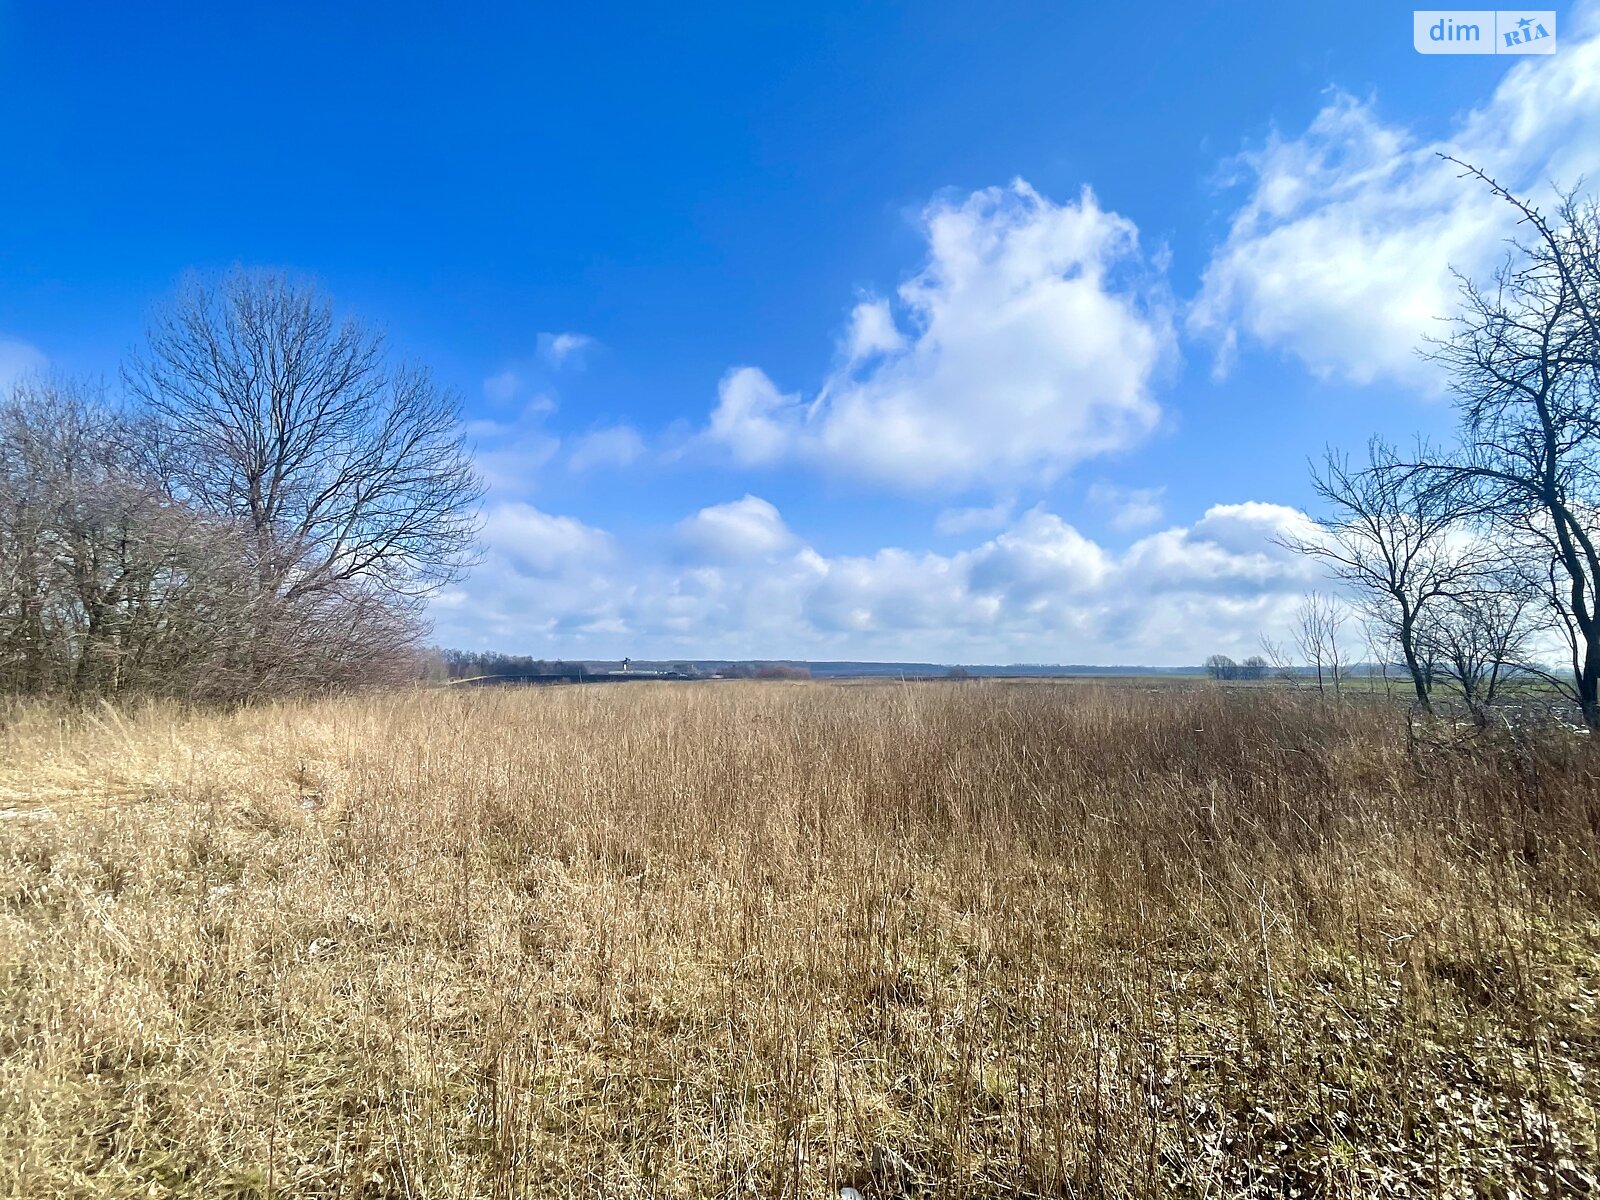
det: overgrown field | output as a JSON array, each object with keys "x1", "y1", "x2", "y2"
[{"x1": 2, "y1": 682, "x2": 1599, "y2": 1198}]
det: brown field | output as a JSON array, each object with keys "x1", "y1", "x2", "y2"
[{"x1": 2, "y1": 681, "x2": 1598, "y2": 1198}]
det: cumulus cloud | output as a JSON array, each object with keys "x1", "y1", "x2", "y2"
[
  {"x1": 568, "y1": 425, "x2": 645, "y2": 472},
  {"x1": 0, "y1": 338, "x2": 46, "y2": 392},
  {"x1": 967, "y1": 508, "x2": 1112, "y2": 602},
  {"x1": 675, "y1": 495, "x2": 795, "y2": 562},
  {"x1": 803, "y1": 548, "x2": 986, "y2": 635},
  {"x1": 428, "y1": 501, "x2": 625, "y2": 646},
  {"x1": 480, "y1": 502, "x2": 612, "y2": 577},
  {"x1": 705, "y1": 180, "x2": 1174, "y2": 490},
  {"x1": 1121, "y1": 502, "x2": 1318, "y2": 595},
  {"x1": 842, "y1": 298, "x2": 906, "y2": 361},
  {"x1": 432, "y1": 496, "x2": 1328, "y2": 664},
  {"x1": 708, "y1": 367, "x2": 802, "y2": 466},
  {"x1": 1191, "y1": 13, "x2": 1600, "y2": 388}
]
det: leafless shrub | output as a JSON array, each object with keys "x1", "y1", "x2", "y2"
[
  {"x1": 1, "y1": 274, "x2": 481, "y2": 703},
  {"x1": 0, "y1": 380, "x2": 263, "y2": 699},
  {"x1": 1257, "y1": 634, "x2": 1298, "y2": 683},
  {"x1": 1293, "y1": 591, "x2": 1346, "y2": 695},
  {"x1": 1417, "y1": 575, "x2": 1539, "y2": 723}
]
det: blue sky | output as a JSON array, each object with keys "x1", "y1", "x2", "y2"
[{"x1": 2, "y1": 2, "x2": 1596, "y2": 663}]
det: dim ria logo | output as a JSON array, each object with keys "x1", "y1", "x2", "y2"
[{"x1": 1414, "y1": 10, "x2": 1555, "y2": 53}]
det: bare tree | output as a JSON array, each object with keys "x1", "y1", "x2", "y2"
[
  {"x1": 1421, "y1": 161, "x2": 1600, "y2": 726},
  {"x1": 0, "y1": 387, "x2": 55, "y2": 691},
  {"x1": 1204, "y1": 653, "x2": 1239, "y2": 681},
  {"x1": 1, "y1": 277, "x2": 484, "y2": 704},
  {"x1": 1284, "y1": 439, "x2": 1489, "y2": 713},
  {"x1": 1257, "y1": 634, "x2": 1298, "y2": 684},
  {"x1": 0, "y1": 380, "x2": 263, "y2": 699},
  {"x1": 1416, "y1": 577, "x2": 1537, "y2": 722},
  {"x1": 117, "y1": 272, "x2": 484, "y2": 693},
  {"x1": 1293, "y1": 592, "x2": 1346, "y2": 697},
  {"x1": 1361, "y1": 621, "x2": 1398, "y2": 699},
  {"x1": 125, "y1": 272, "x2": 484, "y2": 619}
]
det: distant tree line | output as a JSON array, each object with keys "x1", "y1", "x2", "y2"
[
  {"x1": 421, "y1": 653, "x2": 816, "y2": 682},
  {"x1": 424, "y1": 650, "x2": 586, "y2": 681},
  {"x1": 0, "y1": 272, "x2": 482, "y2": 702},
  {"x1": 1275, "y1": 161, "x2": 1600, "y2": 727},
  {"x1": 1202, "y1": 654, "x2": 1268, "y2": 681}
]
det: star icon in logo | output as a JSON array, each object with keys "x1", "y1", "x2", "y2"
[{"x1": 1517, "y1": 16, "x2": 1533, "y2": 29}]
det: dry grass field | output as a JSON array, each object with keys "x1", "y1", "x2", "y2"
[{"x1": 2, "y1": 681, "x2": 1599, "y2": 1198}]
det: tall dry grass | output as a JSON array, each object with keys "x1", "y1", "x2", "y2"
[{"x1": 1, "y1": 681, "x2": 1598, "y2": 1197}]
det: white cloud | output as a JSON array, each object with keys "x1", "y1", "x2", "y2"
[
  {"x1": 803, "y1": 547, "x2": 987, "y2": 635},
  {"x1": 842, "y1": 298, "x2": 906, "y2": 361},
  {"x1": 935, "y1": 499, "x2": 1015, "y2": 536},
  {"x1": 0, "y1": 338, "x2": 46, "y2": 392},
  {"x1": 432, "y1": 496, "x2": 1330, "y2": 665},
  {"x1": 1087, "y1": 483, "x2": 1165, "y2": 532},
  {"x1": 482, "y1": 369, "x2": 523, "y2": 406},
  {"x1": 1192, "y1": 14, "x2": 1600, "y2": 388},
  {"x1": 1121, "y1": 503, "x2": 1318, "y2": 595},
  {"x1": 480, "y1": 502, "x2": 612, "y2": 578},
  {"x1": 675, "y1": 495, "x2": 795, "y2": 562},
  {"x1": 539, "y1": 331, "x2": 596, "y2": 369},
  {"x1": 967, "y1": 508, "x2": 1112, "y2": 601},
  {"x1": 705, "y1": 180, "x2": 1173, "y2": 490},
  {"x1": 707, "y1": 367, "x2": 799, "y2": 466},
  {"x1": 433, "y1": 504, "x2": 626, "y2": 650},
  {"x1": 466, "y1": 401, "x2": 561, "y2": 498},
  {"x1": 568, "y1": 425, "x2": 645, "y2": 472}
]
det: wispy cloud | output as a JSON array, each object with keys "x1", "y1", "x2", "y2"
[
  {"x1": 934, "y1": 499, "x2": 1015, "y2": 536},
  {"x1": 465, "y1": 400, "x2": 561, "y2": 498},
  {"x1": 538, "y1": 331, "x2": 596, "y2": 369},
  {"x1": 568, "y1": 425, "x2": 645, "y2": 472},
  {"x1": 1087, "y1": 483, "x2": 1166, "y2": 532}
]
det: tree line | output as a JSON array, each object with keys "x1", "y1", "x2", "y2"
[
  {"x1": 424, "y1": 651, "x2": 588, "y2": 681},
  {"x1": 1269, "y1": 162, "x2": 1600, "y2": 727},
  {"x1": 0, "y1": 272, "x2": 482, "y2": 702},
  {"x1": 1202, "y1": 655, "x2": 1269, "y2": 681},
  {"x1": 421, "y1": 652, "x2": 817, "y2": 682}
]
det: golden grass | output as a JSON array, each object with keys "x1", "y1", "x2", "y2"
[{"x1": 2, "y1": 681, "x2": 1598, "y2": 1198}]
